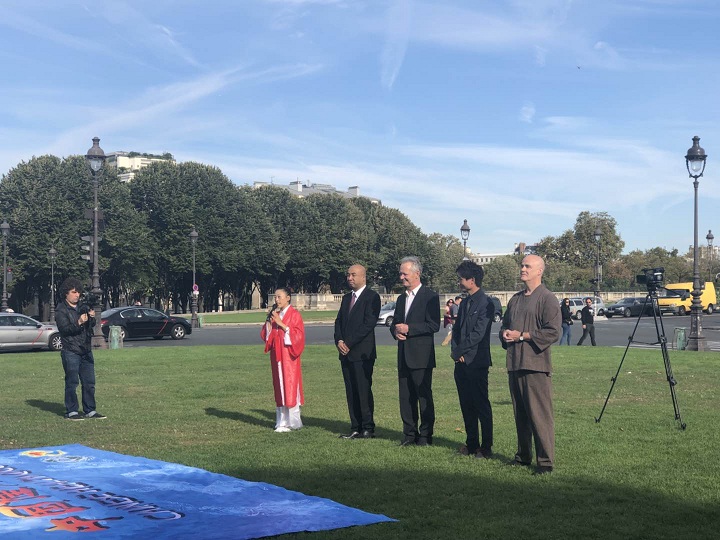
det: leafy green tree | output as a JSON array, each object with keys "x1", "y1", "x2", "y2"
[
  {"x1": 424, "y1": 233, "x2": 465, "y2": 292},
  {"x1": 483, "y1": 255, "x2": 522, "y2": 291}
]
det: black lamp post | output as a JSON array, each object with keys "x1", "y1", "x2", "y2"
[
  {"x1": 706, "y1": 230, "x2": 714, "y2": 276},
  {"x1": 85, "y1": 137, "x2": 107, "y2": 349},
  {"x1": 460, "y1": 219, "x2": 470, "y2": 260},
  {"x1": 593, "y1": 226, "x2": 602, "y2": 301},
  {"x1": 189, "y1": 227, "x2": 199, "y2": 329},
  {"x1": 685, "y1": 136, "x2": 708, "y2": 351},
  {"x1": 1, "y1": 220, "x2": 9, "y2": 312},
  {"x1": 49, "y1": 246, "x2": 57, "y2": 323}
]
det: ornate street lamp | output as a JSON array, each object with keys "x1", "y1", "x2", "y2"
[
  {"x1": 593, "y1": 226, "x2": 602, "y2": 301},
  {"x1": 1, "y1": 220, "x2": 9, "y2": 312},
  {"x1": 49, "y1": 246, "x2": 57, "y2": 323},
  {"x1": 706, "y1": 230, "x2": 714, "y2": 276},
  {"x1": 685, "y1": 136, "x2": 708, "y2": 351},
  {"x1": 189, "y1": 227, "x2": 199, "y2": 329},
  {"x1": 460, "y1": 219, "x2": 470, "y2": 260},
  {"x1": 85, "y1": 137, "x2": 107, "y2": 349}
]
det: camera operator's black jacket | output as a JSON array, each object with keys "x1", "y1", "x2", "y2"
[{"x1": 56, "y1": 301, "x2": 94, "y2": 355}]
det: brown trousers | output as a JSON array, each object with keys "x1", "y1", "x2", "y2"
[{"x1": 508, "y1": 370, "x2": 554, "y2": 467}]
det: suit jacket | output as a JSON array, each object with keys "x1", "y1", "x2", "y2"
[
  {"x1": 450, "y1": 289, "x2": 494, "y2": 367},
  {"x1": 390, "y1": 285, "x2": 440, "y2": 369},
  {"x1": 334, "y1": 287, "x2": 381, "y2": 362}
]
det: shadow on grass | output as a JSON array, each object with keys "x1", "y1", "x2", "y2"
[
  {"x1": 218, "y1": 463, "x2": 720, "y2": 540},
  {"x1": 206, "y1": 406, "x2": 471, "y2": 450},
  {"x1": 205, "y1": 407, "x2": 274, "y2": 429},
  {"x1": 26, "y1": 399, "x2": 65, "y2": 417}
]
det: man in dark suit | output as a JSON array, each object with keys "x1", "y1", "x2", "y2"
[
  {"x1": 451, "y1": 260, "x2": 495, "y2": 458},
  {"x1": 334, "y1": 264, "x2": 382, "y2": 439},
  {"x1": 390, "y1": 256, "x2": 440, "y2": 446}
]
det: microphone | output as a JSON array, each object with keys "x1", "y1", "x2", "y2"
[{"x1": 266, "y1": 303, "x2": 278, "y2": 321}]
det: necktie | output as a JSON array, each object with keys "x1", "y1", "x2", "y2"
[{"x1": 349, "y1": 292, "x2": 357, "y2": 311}]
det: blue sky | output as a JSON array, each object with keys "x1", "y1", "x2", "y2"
[{"x1": 2, "y1": 0, "x2": 720, "y2": 255}]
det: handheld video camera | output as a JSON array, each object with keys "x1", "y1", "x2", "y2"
[{"x1": 79, "y1": 292, "x2": 100, "y2": 313}]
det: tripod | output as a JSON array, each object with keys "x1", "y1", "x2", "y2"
[{"x1": 595, "y1": 292, "x2": 686, "y2": 429}]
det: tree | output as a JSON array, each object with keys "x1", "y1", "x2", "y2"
[
  {"x1": 424, "y1": 233, "x2": 465, "y2": 292},
  {"x1": 483, "y1": 255, "x2": 522, "y2": 291}
]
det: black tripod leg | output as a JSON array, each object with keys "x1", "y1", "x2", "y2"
[
  {"x1": 595, "y1": 302, "x2": 646, "y2": 423},
  {"x1": 651, "y1": 297, "x2": 686, "y2": 429}
]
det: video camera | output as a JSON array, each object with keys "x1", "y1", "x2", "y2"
[
  {"x1": 79, "y1": 292, "x2": 100, "y2": 313},
  {"x1": 637, "y1": 267, "x2": 664, "y2": 292}
]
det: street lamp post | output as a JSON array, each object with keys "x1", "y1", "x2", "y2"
[
  {"x1": 49, "y1": 247, "x2": 57, "y2": 323},
  {"x1": 1, "y1": 220, "x2": 9, "y2": 312},
  {"x1": 706, "y1": 229, "x2": 714, "y2": 277},
  {"x1": 85, "y1": 137, "x2": 107, "y2": 349},
  {"x1": 189, "y1": 228, "x2": 199, "y2": 329},
  {"x1": 685, "y1": 136, "x2": 708, "y2": 351},
  {"x1": 593, "y1": 226, "x2": 602, "y2": 301},
  {"x1": 460, "y1": 219, "x2": 471, "y2": 260}
]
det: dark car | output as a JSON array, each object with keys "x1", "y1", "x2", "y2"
[
  {"x1": 605, "y1": 297, "x2": 654, "y2": 318},
  {"x1": 0, "y1": 312, "x2": 62, "y2": 352},
  {"x1": 100, "y1": 307, "x2": 192, "y2": 340}
]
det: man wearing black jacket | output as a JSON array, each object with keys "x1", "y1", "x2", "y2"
[
  {"x1": 334, "y1": 265, "x2": 381, "y2": 439},
  {"x1": 451, "y1": 260, "x2": 495, "y2": 458},
  {"x1": 577, "y1": 297, "x2": 597, "y2": 346},
  {"x1": 55, "y1": 277, "x2": 105, "y2": 420}
]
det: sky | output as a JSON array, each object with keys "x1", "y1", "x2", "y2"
[{"x1": 2, "y1": 0, "x2": 720, "y2": 256}]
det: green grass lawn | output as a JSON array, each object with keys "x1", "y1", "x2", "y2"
[{"x1": 2, "y1": 345, "x2": 719, "y2": 539}]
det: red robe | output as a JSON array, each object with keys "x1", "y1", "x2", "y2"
[{"x1": 261, "y1": 305, "x2": 305, "y2": 408}]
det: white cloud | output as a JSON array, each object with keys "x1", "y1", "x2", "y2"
[
  {"x1": 380, "y1": 0, "x2": 413, "y2": 89},
  {"x1": 519, "y1": 103, "x2": 536, "y2": 123}
]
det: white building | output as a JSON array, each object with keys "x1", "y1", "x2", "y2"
[
  {"x1": 106, "y1": 151, "x2": 175, "y2": 182},
  {"x1": 252, "y1": 180, "x2": 381, "y2": 204}
]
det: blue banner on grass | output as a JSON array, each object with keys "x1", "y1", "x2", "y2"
[{"x1": 0, "y1": 444, "x2": 394, "y2": 539}]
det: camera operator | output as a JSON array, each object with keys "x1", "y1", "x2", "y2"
[{"x1": 55, "y1": 277, "x2": 105, "y2": 420}]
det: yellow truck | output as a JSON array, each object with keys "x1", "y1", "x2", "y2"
[{"x1": 657, "y1": 282, "x2": 717, "y2": 315}]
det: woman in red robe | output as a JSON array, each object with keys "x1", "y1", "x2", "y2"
[{"x1": 261, "y1": 288, "x2": 306, "y2": 432}]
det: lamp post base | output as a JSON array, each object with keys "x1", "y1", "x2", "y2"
[
  {"x1": 92, "y1": 334, "x2": 108, "y2": 350},
  {"x1": 685, "y1": 335, "x2": 708, "y2": 351}
]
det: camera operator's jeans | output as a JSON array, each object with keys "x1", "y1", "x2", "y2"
[{"x1": 61, "y1": 350, "x2": 96, "y2": 415}]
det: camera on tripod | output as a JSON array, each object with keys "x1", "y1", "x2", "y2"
[{"x1": 637, "y1": 267, "x2": 664, "y2": 292}]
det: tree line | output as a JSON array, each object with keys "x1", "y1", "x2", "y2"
[
  {"x1": 0, "y1": 156, "x2": 466, "y2": 315},
  {"x1": 0, "y1": 155, "x2": 703, "y2": 317},
  {"x1": 482, "y1": 211, "x2": 701, "y2": 292}
]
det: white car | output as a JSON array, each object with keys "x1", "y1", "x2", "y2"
[
  {"x1": 376, "y1": 301, "x2": 396, "y2": 326},
  {"x1": 566, "y1": 296, "x2": 606, "y2": 319},
  {"x1": 0, "y1": 313, "x2": 62, "y2": 352}
]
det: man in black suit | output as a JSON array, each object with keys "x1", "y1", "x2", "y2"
[
  {"x1": 390, "y1": 256, "x2": 440, "y2": 446},
  {"x1": 451, "y1": 260, "x2": 495, "y2": 458},
  {"x1": 334, "y1": 264, "x2": 382, "y2": 439}
]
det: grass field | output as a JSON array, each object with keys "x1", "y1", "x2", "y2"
[{"x1": 1, "y1": 344, "x2": 719, "y2": 539}]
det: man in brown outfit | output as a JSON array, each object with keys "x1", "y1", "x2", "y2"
[{"x1": 500, "y1": 254, "x2": 561, "y2": 474}]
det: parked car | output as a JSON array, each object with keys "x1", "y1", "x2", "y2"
[
  {"x1": 566, "y1": 296, "x2": 605, "y2": 319},
  {"x1": 0, "y1": 312, "x2": 62, "y2": 352},
  {"x1": 605, "y1": 297, "x2": 655, "y2": 318},
  {"x1": 376, "y1": 301, "x2": 396, "y2": 327},
  {"x1": 100, "y1": 307, "x2": 192, "y2": 340}
]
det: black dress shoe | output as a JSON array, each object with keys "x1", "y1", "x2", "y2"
[
  {"x1": 339, "y1": 431, "x2": 361, "y2": 439},
  {"x1": 361, "y1": 430, "x2": 375, "y2": 439},
  {"x1": 507, "y1": 459, "x2": 532, "y2": 467},
  {"x1": 416, "y1": 437, "x2": 432, "y2": 447},
  {"x1": 534, "y1": 465, "x2": 553, "y2": 475},
  {"x1": 399, "y1": 439, "x2": 416, "y2": 447},
  {"x1": 475, "y1": 448, "x2": 493, "y2": 459}
]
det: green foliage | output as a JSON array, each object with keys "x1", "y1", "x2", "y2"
[{"x1": 1, "y1": 344, "x2": 719, "y2": 539}]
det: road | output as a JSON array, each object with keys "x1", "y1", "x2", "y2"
[{"x1": 113, "y1": 313, "x2": 720, "y2": 351}]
